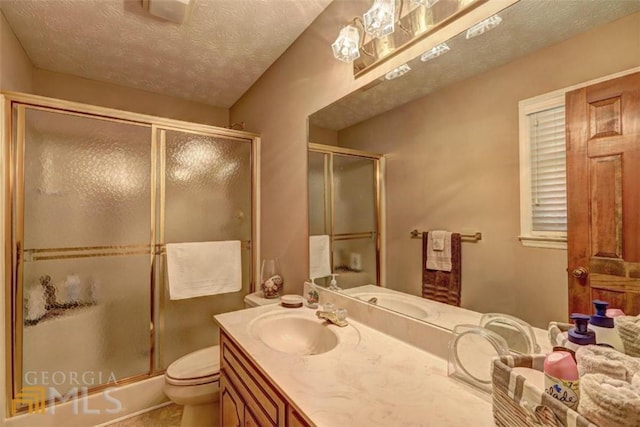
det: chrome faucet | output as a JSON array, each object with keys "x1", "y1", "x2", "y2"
[
  {"x1": 367, "y1": 297, "x2": 378, "y2": 304},
  {"x1": 316, "y1": 310, "x2": 348, "y2": 327}
]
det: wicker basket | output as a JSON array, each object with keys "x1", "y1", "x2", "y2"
[{"x1": 492, "y1": 355, "x2": 597, "y2": 427}]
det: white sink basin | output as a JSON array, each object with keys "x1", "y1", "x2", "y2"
[
  {"x1": 249, "y1": 313, "x2": 339, "y2": 356},
  {"x1": 353, "y1": 293, "x2": 429, "y2": 319}
]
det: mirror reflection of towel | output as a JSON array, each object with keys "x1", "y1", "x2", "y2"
[
  {"x1": 431, "y1": 230, "x2": 447, "y2": 251},
  {"x1": 426, "y1": 231, "x2": 452, "y2": 271},
  {"x1": 309, "y1": 235, "x2": 331, "y2": 279}
]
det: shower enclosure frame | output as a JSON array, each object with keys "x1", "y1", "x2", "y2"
[
  {"x1": 0, "y1": 92, "x2": 261, "y2": 416},
  {"x1": 308, "y1": 142, "x2": 385, "y2": 287}
]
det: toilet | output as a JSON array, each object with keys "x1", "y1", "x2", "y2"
[{"x1": 163, "y1": 291, "x2": 279, "y2": 426}]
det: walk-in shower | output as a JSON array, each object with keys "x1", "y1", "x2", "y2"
[{"x1": 1, "y1": 93, "x2": 259, "y2": 419}]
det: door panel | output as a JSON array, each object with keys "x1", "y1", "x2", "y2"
[
  {"x1": 589, "y1": 155, "x2": 622, "y2": 258},
  {"x1": 567, "y1": 72, "x2": 640, "y2": 316}
]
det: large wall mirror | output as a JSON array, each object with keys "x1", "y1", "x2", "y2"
[{"x1": 307, "y1": 0, "x2": 640, "y2": 329}]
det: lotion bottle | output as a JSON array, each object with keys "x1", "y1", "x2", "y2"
[
  {"x1": 329, "y1": 274, "x2": 341, "y2": 291},
  {"x1": 304, "y1": 279, "x2": 319, "y2": 309},
  {"x1": 566, "y1": 313, "x2": 596, "y2": 351},
  {"x1": 589, "y1": 300, "x2": 625, "y2": 352}
]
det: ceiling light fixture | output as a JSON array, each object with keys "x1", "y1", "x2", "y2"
[
  {"x1": 363, "y1": 0, "x2": 396, "y2": 39},
  {"x1": 411, "y1": 0, "x2": 440, "y2": 8},
  {"x1": 420, "y1": 42, "x2": 450, "y2": 62},
  {"x1": 465, "y1": 15, "x2": 502, "y2": 39},
  {"x1": 332, "y1": 25, "x2": 361, "y2": 63},
  {"x1": 385, "y1": 63, "x2": 411, "y2": 80},
  {"x1": 332, "y1": 18, "x2": 375, "y2": 63}
]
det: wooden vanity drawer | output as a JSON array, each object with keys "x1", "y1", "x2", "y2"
[{"x1": 220, "y1": 331, "x2": 286, "y2": 426}]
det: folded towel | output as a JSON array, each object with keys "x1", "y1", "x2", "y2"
[
  {"x1": 616, "y1": 315, "x2": 640, "y2": 357},
  {"x1": 166, "y1": 241, "x2": 242, "y2": 300},
  {"x1": 309, "y1": 235, "x2": 331, "y2": 279},
  {"x1": 431, "y1": 230, "x2": 447, "y2": 251},
  {"x1": 576, "y1": 345, "x2": 640, "y2": 382},
  {"x1": 578, "y1": 373, "x2": 640, "y2": 427},
  {"x1": 426, "y1": 231, "x2": 452, "y2": 272}
]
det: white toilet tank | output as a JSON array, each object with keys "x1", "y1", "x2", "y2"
[{"x1": 244, "y1": 291, "x2": 280, "y2": 308}]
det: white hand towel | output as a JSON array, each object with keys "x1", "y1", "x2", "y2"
[
  {"x1": 431, "y1": 230, "x2": 447, "y2": 251},
  {"x1": 166, "y1": 241, "x2": 242, "y2": 300},
  {"x1": 578, "y1": 373, "x2": 640, "y2": 427},
  {"x1": 616, "y1": 315, "x2": 640, "y2": 357},
  {"x1": 309, "y1": 235, "x2": 331, "y2": 279},
  {"x1": 576, "y1": 345, "x2": 640, "y2": 382},
  {"x1": 426, "y1": 231, "x2": 452, "y2": 272}
]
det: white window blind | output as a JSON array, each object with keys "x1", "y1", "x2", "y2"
[{"x1": 528, "y1": 106, "x2": 566, "y2": 233}]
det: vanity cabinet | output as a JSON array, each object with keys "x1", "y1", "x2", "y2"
[{"x1": 220, "y1": 330, "x2": 313, "y2": 427}]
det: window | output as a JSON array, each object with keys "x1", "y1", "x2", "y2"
[
  {"x1": 518, "y1": 67, "x2": 640, "y2": 249},
  {"x1": 519, "y1": 93, "x2": 567, "y2": 249}
]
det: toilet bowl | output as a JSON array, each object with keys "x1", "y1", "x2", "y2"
[
  {"x1": 163, "y1": 346, "x2": 221, "y2": 427},
  {"x1": 163, "y1": 291, "x2": 278, "y2": 426}
]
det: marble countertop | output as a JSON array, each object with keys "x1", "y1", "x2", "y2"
[{"x1": 215, "y1": 304, "x2": 496, "y2": 427}]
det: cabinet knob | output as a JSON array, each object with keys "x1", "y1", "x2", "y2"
[{"x1": 571, "y1": 267, "x2": 589, "y2": 279}]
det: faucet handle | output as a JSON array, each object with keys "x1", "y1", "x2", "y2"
[{"x1": 335, "y1": 308, "x2": 347, "y2": 322}]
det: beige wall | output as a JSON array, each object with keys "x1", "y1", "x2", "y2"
[
  {"x1": 308, "y1": 123, "x2": 338, "y2": 146},
  {"x1": 233, "y1": 1, "x2": 640, "y2": 328},
  {"x1": 337, "y1": 12, "x2": 640, "y2": 328},
  {"x1": 0, "y1": 11, "x2": 33, "y2": 92},
  {"x1": 32, "y1": 69, "x2": 229, "y2": 127}
]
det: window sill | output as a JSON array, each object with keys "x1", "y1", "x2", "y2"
[{"x1": 519, "y1": 235, "x2": 567, "y2": 250}]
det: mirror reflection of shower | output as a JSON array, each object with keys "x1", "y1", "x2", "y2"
[{"x1": 308, "y1": 143, "x2": 382, "y2": 289}]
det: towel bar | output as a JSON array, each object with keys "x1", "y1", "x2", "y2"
[{"x1": 410, "y1": 229, "x2": 481, "y2": 242}]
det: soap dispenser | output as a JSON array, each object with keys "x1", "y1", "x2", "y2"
[
  {"x1": 304, "y1": 279, "x2": 319, "y2": 309},
  {"x1": 329, "y1": 274, "x2": 341, "y2": 291},
  {"x1": 566, "y1": 313, "x2": 596, "y2": 351},
  {"x1": 589, "y1": 300, "x2": 625, "y2": 352}
]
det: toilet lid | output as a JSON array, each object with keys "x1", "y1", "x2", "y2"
[{"x1": 166, "y1": 346, "x2": 220, "y2": 386}]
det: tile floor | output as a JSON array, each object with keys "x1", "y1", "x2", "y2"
[{"x1": 107, "y1": 403, "x2": 182, "y2": 427}]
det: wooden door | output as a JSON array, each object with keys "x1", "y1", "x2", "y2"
[{"x1": 566, "y1": 71, "x2": 640, "y2": 316}]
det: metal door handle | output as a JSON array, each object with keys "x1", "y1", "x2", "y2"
[{"x1": 572, "y1": 267, "x2": 589, "y2": 279}]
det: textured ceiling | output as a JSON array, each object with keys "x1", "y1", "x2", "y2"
[
  {"x1": 310, "y1": 0, "x2": 640, "y2": 131},
  {"x1": 0, "y1": 0, "x2": 332, "y2": 107}
]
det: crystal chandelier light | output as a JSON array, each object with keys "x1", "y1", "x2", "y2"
[
  {"x1": 363, "y1": 0, "x2": 395, "y2": 39},
  {"x1": 331, "y1": 24, "x2": 361, "y2": 63},
  {"x1": 384, "y1": 63, "x2": 411, "y2": 80},
  {"x1": 420, "y1": 42, "x2": 450, "y2": 62},
  {"x1": 466, "y1": 15, "x2": 502, "y2": 39}
]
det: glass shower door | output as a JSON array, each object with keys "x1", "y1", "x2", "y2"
[
  {"x1": 308, "y1": 146, "x2": 381, "y2": 289},
  {"x1": 158, "y1": 129, "x2": 253, "y2": 368},
  {"x1": 332, "y1": 155, "x2": 379, "y2": 286},
  {"x1": 17, "y1": 107, "x2": 153, "y2": 399}
]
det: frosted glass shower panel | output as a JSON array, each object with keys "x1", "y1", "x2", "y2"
[
  {"x1": 161, "y1": 129, "x2": 252, "y2": 368},
  {"x1": 332, "y1": 237, "x2": 378, "y2": 287},
  {"x1": 164, "y1": 130, "x2": 252, "y2": 243},
  {"x1": 333, "y1": 156, "x2": 376, "y2": 234},
  {"x1": 22, "y1": 108, "x2": 152, "y2": 249},
  {"x1": 309, "y1": 151, "x2": 329, "y2": 235},
  {"x1": 21, "y1": 255, "x2": 151, "y2": 397}
]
